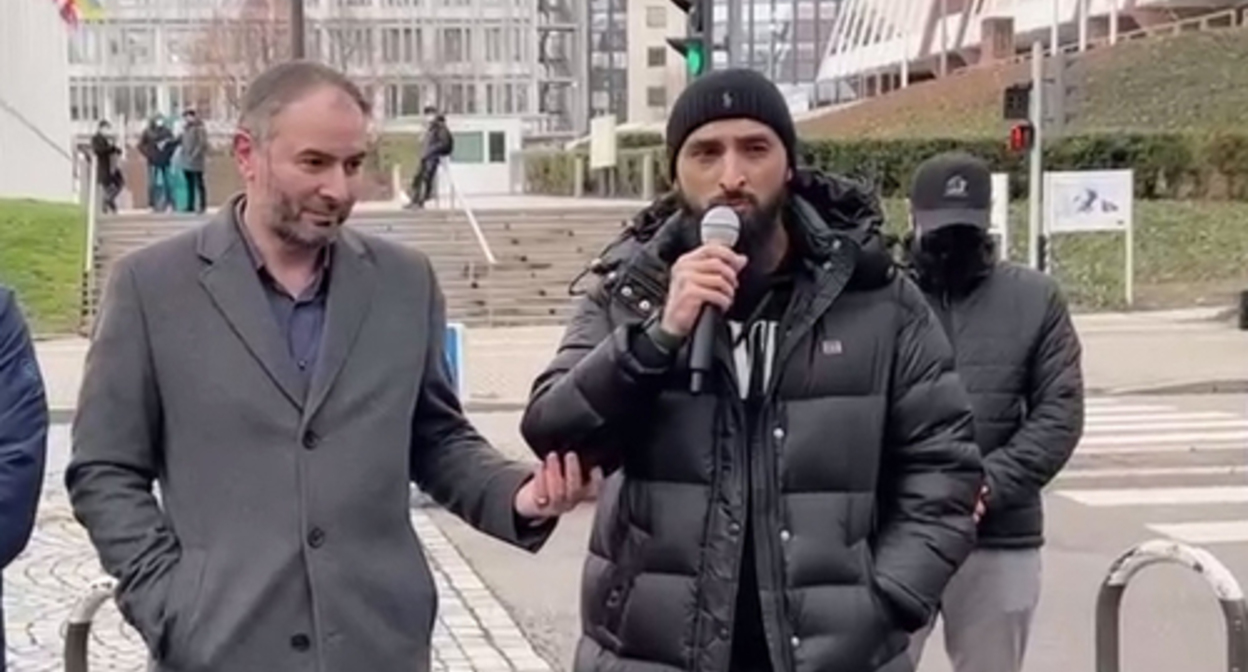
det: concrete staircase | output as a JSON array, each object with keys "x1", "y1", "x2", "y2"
[{"x1": 88, "y1": 206, "x2": 639, "y2": 330}]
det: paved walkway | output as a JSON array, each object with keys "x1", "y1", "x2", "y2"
[{"x1": 3, "y1": 426, "x2": 550, "y2": 672}]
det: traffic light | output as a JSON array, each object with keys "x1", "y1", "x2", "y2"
[
  {"x1": 668, "y1": 0, "x2": 711, "y2": 78},
  {"x1": 1002, "y1": 83, "x2": 1032, "y2": 121},
  {"x1": 1008, "y1": 122, "x2": 1035, "y2": 153}
]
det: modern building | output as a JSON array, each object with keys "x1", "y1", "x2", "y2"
[
  {"x1": 0, "y1": 0, "x2": 75, "y2": 201},
  {"x1": 588, "y1": 0, "x2": 841, "y2": 124},
  {"x1": 64, "y1": 0, "x2": 584, "y2": 143},
  {"x1": 816, "y1": 0, "x2": 1242, "y2": 102}
]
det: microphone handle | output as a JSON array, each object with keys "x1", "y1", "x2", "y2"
[{"x1": 688, "y1": 304, "x2": 718, "y2": 394}]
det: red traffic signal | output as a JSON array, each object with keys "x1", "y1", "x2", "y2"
[{"x1": 1009, "y1": 122, "x2": 1035, "y2": 152}]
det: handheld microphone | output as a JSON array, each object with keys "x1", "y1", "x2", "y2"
[{"x1": 689, "y1": 205, "x2": 741, "y2": 394}]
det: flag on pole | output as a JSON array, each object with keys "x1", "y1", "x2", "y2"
[{"x1": 51, "y1": 0, "x2": 104, "y2": 28}]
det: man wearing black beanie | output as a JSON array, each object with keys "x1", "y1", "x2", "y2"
[{"x1": 522, "y1": 69, "x2": 982, "y2": 672}]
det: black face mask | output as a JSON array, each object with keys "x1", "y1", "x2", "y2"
[
  {"x1": 679, "y1": 189, "x2": 788, "y2": 320},
  {"x1": 907, "y1": 225, "x2": 995, "y2": 294}
]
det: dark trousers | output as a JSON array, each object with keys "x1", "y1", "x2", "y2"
[
  {"x1": 409, "y1": 156, "x2": 441, "y2": 206},
  {"x1": 184, "y1": 170, "x2": 206, "y2": 212}
]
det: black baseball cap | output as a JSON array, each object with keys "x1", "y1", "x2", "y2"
[{"x1": 909, "y1": 151, "x2": 992, "y2": 234}]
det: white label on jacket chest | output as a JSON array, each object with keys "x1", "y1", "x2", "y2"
[{"x1": 729, "y1": 320, "x2": 779, "y2": 400}]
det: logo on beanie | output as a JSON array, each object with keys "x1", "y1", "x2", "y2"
[{"x1": 722, "y1": 91, "x2": 734, "y2": 109}]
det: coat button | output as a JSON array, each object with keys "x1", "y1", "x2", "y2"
[
  {"x1": 308, "y1": 527, "x2": 326, "y2": 548},
  {"x1": 302, "y1": 431, "x2": 319, "y2": 450},
  {"x1": 719, "y1": 625, "x2": 731, "y2": 639},
  {"x1": 790, "y1": 636, "x2": 800, "y2": 648},
  {"x1": 780, "y1": 529, "x2": 791, "y2": 542},
  {"x1": 639, "y1": 299, "x2": 652, "y2": 311},
  {"x1": 291, "y1": 633, "x2": 311, "y2": 651},
  {"x1": 772, "y1": 427, "x2": 785, "y2": 440},
  {"x1": 728, "y1": 521, "x2": 741, "y2": 535},
  {"x1": 621, "y1": 285, "x2": 634, "y2": 297}
]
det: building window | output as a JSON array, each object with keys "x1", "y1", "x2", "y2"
[
  {"x1": 646, "y1": 6, "x2": 666, "y2": 28},
  {"x1": 488, "y1": 131, "x2": 506, "y2": 163},
  {"x1": 451, "y1": 131, "x2": 485, "y2": 163},
  {"x1": 647, "y1": 47, "x2": 665, "y2": 67},
  {"x1": 646, "y1": 86, "x2": 666, "y2": 108},
  {"x1": 441, "y1": 27, "x2": 472, "y2": 62}
]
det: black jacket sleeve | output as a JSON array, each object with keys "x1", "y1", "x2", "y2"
[
  {"x1": 872, "y1": 279, "x2": 983, "y2": 632},
  {"x1": 0, "y1": 290, "x2": 48, "y2": 568},
  {"x1": 409, "y1": 260, "x2": 553, "y2": 552},
  {"x1": 519, "y1": 288, "x2": 673, "y2": 471},
  {"x1": 983, "y1": 280, "x2": 1084, "y2": 509}
]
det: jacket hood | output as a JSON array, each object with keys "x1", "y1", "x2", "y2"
[{"x1": 579, "y1": 168, "x2": 894, "y2": 291}]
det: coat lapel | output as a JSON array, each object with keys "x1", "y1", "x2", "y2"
[
  {"x1": 303, "y1": 230, "x2": 376, "y2": 423},
  {"x1": 196, "y1": 207, "x2": 306, "y2": 410}
]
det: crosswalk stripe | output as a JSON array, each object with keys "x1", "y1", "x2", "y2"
[
  {"x1": 1146, "y1": 521, "x2": 1248, "y2": 545},
  {"x1": 1055, "y1": 397, "x2": 1247, "y2": 545},
  {"x1": 1059, "y1": 465, "x2": 1247, "y2": 479},
  {"x1": 1058, "y1": 486, "x2": 1248, "y2": 507},
  {"x1": 1080, "y1": 430, "x2": 1248, "y2": 446},
  {"x1": 1083, "y1": 419, "x2": 1248, "y2": 433},
  {"x1": 1085, "y1": 411, "x2": 1237, "y2": 426},
  {"x1": 1076, "y1": 441, "x2": 1246, "y2": 456}
]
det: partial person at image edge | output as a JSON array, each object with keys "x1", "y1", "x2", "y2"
[
  {"x1": 520, "y1": 68, "x2": 983, "y2": 672},
  {"x1": 0, "y1": 286, "x2": 50, "y2": 672},
  {"x1": 65, "y1": 60, "x2": 597, "y2": 672},
  {"x1": 903, "y1": 151, "x2": 1085, "y2": 672}
]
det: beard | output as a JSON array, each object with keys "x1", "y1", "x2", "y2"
[
  {"x1": 678, "y1": 188, "x2": 788, "y2": 319},
  {"x1": 264, "y1": 188, "x2": 351, "y2": 252},
  {"x1": 677, "y1": 189, "x2": 786, "y2": 262}
]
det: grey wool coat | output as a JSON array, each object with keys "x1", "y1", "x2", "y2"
[{"x1": 67, "y1": 198, "x2": 552, "y2": 672}]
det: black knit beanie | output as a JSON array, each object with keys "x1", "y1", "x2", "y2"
[{"x1": 666, "y1": 68, "x2": 798, "y2": 178}]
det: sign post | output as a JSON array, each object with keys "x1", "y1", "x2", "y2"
[
  {"x1": 1043, "y1": 169, "x2": 1135, "y2": 306},
  {"x1": 990, "y1": 172, "x2": 1011, "y2": 260}
]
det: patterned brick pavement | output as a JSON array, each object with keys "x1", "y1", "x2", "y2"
[{"x1": 4, "y1": 426, "x2": 551, "y2": 672}]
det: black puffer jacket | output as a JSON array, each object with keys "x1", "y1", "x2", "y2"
[
  {"x1": 915, "y1": 259, "x2": 1084, "y2": 548},
  {"x1": 521, "y1": 170, "x2": 983, "y2": 672}
]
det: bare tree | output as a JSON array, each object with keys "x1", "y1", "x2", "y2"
[{"x1": 189, "y1": 0, "x2": 291, "y2": 120}]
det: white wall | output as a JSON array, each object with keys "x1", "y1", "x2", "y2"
[{"x1": 0, "y1": 0, "x2": 74, "y2": 202}]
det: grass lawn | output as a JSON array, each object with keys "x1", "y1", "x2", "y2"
[
  {"x1": 881, "y1": 197, "x2": 1248, "y2": 311},
  {"x1": 0, "y1": 199, "x2": 87, "y2": 336},
  {"x1": 798, "y1": 24, "x2": 1248, "y2": 140}
]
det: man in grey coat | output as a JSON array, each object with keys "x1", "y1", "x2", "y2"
[
  {"x1": 179, "y1": 108, "x2": 208, "y2": 213},
  {"x1": 903, "y1": 152, "x2": 1084, "y2": 672},
  {"x1": 67, "y1": 60, "x2": 598, "y2": 672}
]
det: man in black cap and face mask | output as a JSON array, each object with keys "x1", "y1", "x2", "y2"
[
  {"x1": 903, "y1": 151, "x2": 1085, "y2": 672},
  {"x1": 520, "y1": 69, "x2": 984, "y2": 672}
]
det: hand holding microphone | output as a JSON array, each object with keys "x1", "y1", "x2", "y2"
[{"x1": 659, "y1": 206, "x2": 746, "y2": 393}]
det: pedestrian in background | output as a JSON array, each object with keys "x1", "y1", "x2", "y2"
[
  {"x1": 179, "y1": 108, "x2": 209, "y2": 213},
  {"x1": 407, "y1": 106, "x2": 453, "y2": 209},
  {"x1": 89, "y1": 120, "x2": 123, "y2": 213},
  {"x1": 0, "y1": 286, "x2": 50, "y2": 672},
  {"x1": 903, "y1": 151, "x2": 1085, "y2": 672},
  {"x1": 67, "y1": 60, "x2": 599, "y2": 672},
  {"x1": 138, "y1": 115, "x2": 178, "y2": 212},
  {"x1": 521, "y1": 69, "x2": 982, "y2": 672}
]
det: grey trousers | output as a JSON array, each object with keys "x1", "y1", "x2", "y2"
[{"x1": 908, "y1": 548, "x2": 1042, "y2": 672}]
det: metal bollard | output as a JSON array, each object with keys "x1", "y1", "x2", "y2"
[
  {"x1": 1095, "y1": 539, "x2": 1248, "y2": 672},
  {"x1": 63, "y1": 577, "x2": 118, "y2": 672}
]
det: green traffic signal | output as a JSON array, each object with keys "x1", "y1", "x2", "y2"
[{"x1": 686, "y1": 42, "x2": 706, "y2": 76}]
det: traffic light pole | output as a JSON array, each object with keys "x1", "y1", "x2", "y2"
[
  {"x1": 1027, "y1": 40, "x2": 1045, "y2": 272},
  {"x1": 291, "y1": 0, "x2": 306, "y2": 59},
  {"x1": 727, "y1": 0, "x2": 743, "y2": 66}
]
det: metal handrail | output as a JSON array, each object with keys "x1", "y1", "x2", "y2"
[
  {"x1": 63, "y1": 577, "x2": 118, "y2": 672},
  {"x1": 439, "y1": 158, "x2": 497, "y2": 266},
  {"x1": 1096, "y1": 539, "x2": 1248, "y2": 672}
]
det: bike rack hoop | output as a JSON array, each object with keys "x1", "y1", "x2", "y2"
[
  {"x1": 1095, "y1": 539, "x2": 1248, "y2": 672},
  {"x1": 63, "y1": 577, "x2": 118, "y2": 672}
]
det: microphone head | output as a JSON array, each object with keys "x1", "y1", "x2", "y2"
[{"x1": 700, "y1": 205, "x2": 741, "y2": 248}]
